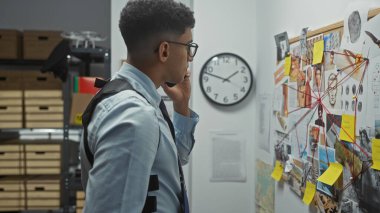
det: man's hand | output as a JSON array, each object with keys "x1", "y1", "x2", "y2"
[{"x1": 162, "y1": 72, "x2": 191, "y2": 116}]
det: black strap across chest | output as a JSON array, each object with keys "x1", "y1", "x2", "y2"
[{"x1": 81, "y1": 78, "x2": 188, "y2": 212}]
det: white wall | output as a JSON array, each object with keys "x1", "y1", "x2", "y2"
[
  {"x1": 255, "y1": 0, "x2": 380, "y2": 213},
  {"x1": 111, "y1": 0, "x2": 380, "y2": 213},
  {"x1": 0, "y1": 0, "x2": 110, "y2": 48},
  {"x1": 111, "y1": 0, "x2": 257, "y2": 213},
  {"x1": 191, "y1": 0, "x2": 257, "y2": 212}
]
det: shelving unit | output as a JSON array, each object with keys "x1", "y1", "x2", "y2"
[
  {"x1": 62, "y1": 46, "x2": 110, "y2": 213},
  {"x1": 0, "y1": 46, "x2": 110, "y2": 213}
]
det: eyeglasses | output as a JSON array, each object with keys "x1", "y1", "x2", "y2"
[{"x1": 166, "y1": 41, "x2": 199, "y2": 57}]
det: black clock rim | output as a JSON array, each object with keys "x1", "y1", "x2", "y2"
[{"x1": 199, "y1": 52, "x2": 254, "y2": 106}]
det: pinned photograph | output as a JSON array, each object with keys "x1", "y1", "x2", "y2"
[
  {"x1": 275, "y1": 32, "x2": 290, "y2": 62},
  {"x1": 323, "y1": 30, "x2": 341, "y2": 71},
  {"x1": 317, "y1": 145, "x2": 336, "y2": 198},
  {"x1": 325, "y1": 114, "x2": 342, "y2": 147},
  {"x1": 300, "y1": 27, "x2": 309, "y2": 55}
]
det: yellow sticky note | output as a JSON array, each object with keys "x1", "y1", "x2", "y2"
[
  {"x1": 312, "y1": 40, "x2": 324, "y2": 65},
  {"x1": 271, "y1": 161, "x2": 283, "y2": 181},
  {"x1": 317, "y1": 162, "x2": 343, "y2": 186},
  {"x1": 302, "y1": 181, "x2": 316, "y2": 205},
  {"x1": 284, "y1": 56, "x2": 291, "y2": 76},
  {"x1": 371, "y1": 138, "x2": 380, "y2": 171},
  {"x1": 339, "y1": 114, "x2": 355, "y2": 143},
  {"x1": 74, "y1": 113, "x2": 83, "y2": 125}
]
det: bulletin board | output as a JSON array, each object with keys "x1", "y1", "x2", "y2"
[{"x1": 271, "y1": 7, "x2": 380, "y2": 213}]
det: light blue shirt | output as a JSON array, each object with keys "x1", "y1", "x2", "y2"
[{"x1": 80, "y1": 63, "x2": 199, "y2": 213}]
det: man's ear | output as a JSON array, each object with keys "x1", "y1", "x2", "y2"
[{"x1": 158, "y1": 42, "x2": 170, "y2": 62}]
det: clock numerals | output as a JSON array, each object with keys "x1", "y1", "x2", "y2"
[
  {"x1": 200, "y1": 53, "x2": 253, "y2": 106},
  {"x1": 241, "y1": 66, "x2": 246, "y2": 73},
  {"x1": 223, "y1": 56, "x2": 230, "y2": 64},
  {"x1": 206, "y1": 66, "x2": 213, "y2": 73},
  {"x1": 203, "y1": 76, "x2": 209, "y2": 82}
]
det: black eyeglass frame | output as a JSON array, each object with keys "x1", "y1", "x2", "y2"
[{"x1": 155, "y1": 41, "x2": 199, "y2": 57}]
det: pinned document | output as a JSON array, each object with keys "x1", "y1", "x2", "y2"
[
  {"x1": 339, "y1": 114, "x2": 355, "y2": 143},
  {"x1": 312, "y1": 40, "x2": 324, "y2": 65},
  {"x1": 372, "y1": 138, "x2": 380, "y2": 171},
  {"x1": 317, "y1": 162, "x2": 343, "y2": 186},
  {"x1": 302, "y1": 181, "x2": 316, "y2": 205},
  {"x1": 271, "y1": 161, "x2": 283, "y2": 181}
]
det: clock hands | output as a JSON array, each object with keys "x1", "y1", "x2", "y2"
[
  {"x1": 205, "y1": 72, "x2": 241, "y2": 88},
  {"x1": 223, "y1": 71, "x2": 239, "y2": 82},
  {"x1": 205, "y1": 72, "x2": 230, "y2": 82}
]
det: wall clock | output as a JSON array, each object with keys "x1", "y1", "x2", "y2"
[{"x1": 199, "y1": 53, "x2": 254, "y2": 106}]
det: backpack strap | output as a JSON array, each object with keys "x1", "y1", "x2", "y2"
[
  {"x1": 82, "y1": 78, "x2": 139, "y2": 166},
  {"x1": 81, "y1": 78, "x2": 159, "y2": 212}
]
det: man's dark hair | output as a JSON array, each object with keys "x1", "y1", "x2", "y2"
[{"x1": 119, "y1": 0, "x2": 195, "y2": 54}]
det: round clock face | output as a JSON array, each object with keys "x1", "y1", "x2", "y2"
[{"x1": 199, "y1": 53, "x2": 253, "y2": 106}]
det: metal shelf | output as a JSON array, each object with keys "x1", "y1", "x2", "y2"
[
  {"x1": 0, "y1": 59, "x2": 46, "y2": 66},
  {"x1": 0, "y1": 46, "x2": 110, "y2": 213},
  {"x1": 61, "y1": 47, "x2": 110, "y2": 213}
]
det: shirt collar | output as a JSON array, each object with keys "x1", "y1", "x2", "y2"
[{"x1": 114, "y1": 63, "x2": 161, "y2": 108}]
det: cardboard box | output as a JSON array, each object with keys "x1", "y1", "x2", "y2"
[
  {"x1": 70, "y1": 93, "x2": 93, "y2": 125},
  {"x1": 23, "y1": 71, "x2": 62, "y2": 90},
  {"x1": 0, "y1": 30, "x2": 21, "y2": 59},
  {"x1": 0, "y1": 122, "x2": 22, "y2": 129},
  {"x1": 25, "y1": 121, "x2": 63, "y2": 128},
  {"x1": 23, "y1": 30, "x2": 62, "y2": 60},
  {"x1": 0, "y1": 106, "x2": 22, "y2": 114},
  {"x1": 24, "y1": 90, "x2": 62, "y2": 98},
  {"x1": 0, "y1": 70, "x2": 23, "y2": 90},
  {"x1": 0, "y1": 90, "x2": 22, "y2": 98}
]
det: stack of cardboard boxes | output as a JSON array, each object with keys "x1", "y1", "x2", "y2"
[
  {"x1": 0, "y1": 29, "x2": 62, "y2": 60},
  {"x1": 0, "y1": 70, "x2": 63, "y2": 129},
  {"x1": 0, "y1": 143, "x2": 61, "y2": 211},
  {"x1": 0, "y1": 29, "x2": 64, "y2": 212}
]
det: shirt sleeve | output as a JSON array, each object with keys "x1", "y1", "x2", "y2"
[
  {"x1": 173, "y1": 109, "x2": 199, "y2": 165},
  {"x1": 84, "y1": 93, "x2": 160, "y2": 213}
]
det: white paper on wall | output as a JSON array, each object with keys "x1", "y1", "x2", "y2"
[
  {"x1": 210, "y1": 132, "x2": 246, "y2": 182},
  {"x1": 258, "y1": 93, "x2": 272, "y2": 153}
]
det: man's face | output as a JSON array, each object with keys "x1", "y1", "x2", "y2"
[
  {"x1": 166, "y1": 28, "x2": 193, "y2": 84},
  {"x1": 328, "y1": 74, "x2": 338, "y2": 105}
]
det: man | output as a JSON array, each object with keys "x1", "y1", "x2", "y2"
[{"x1": 80, "y1": 0, "x2": 199, "y2": 212}]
